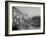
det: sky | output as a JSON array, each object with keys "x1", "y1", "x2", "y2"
[{"x1": 15, "y1": 7, "x2": 40, "y2": 17}]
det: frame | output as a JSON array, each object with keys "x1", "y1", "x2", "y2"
[{"x1": 5, "y1": 1, "x2": 45, "y2": 36}]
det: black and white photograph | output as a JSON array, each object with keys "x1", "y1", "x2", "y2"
[
  {"x1": 5, "y1": 1, "x2": 45, "y2": 36},
  {"x1": 12, "y1": 7, "x2": 40, "y2": 30}
]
